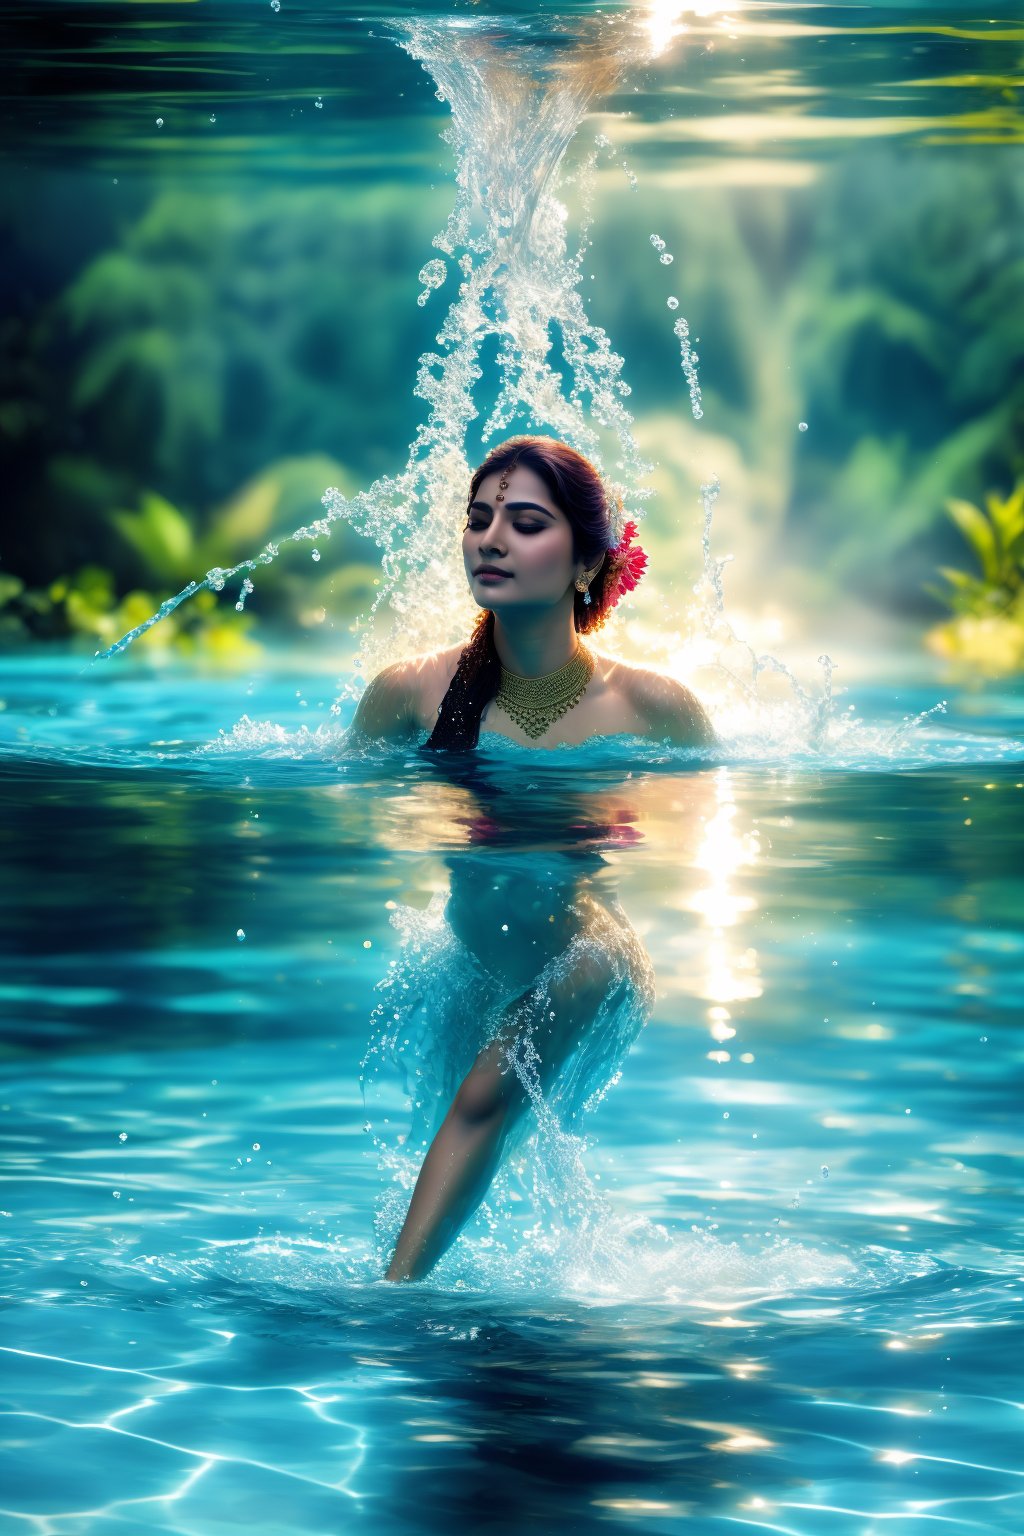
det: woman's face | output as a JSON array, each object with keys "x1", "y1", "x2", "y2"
[{"x1": 463, "y1": 462, "x2": 581, "y2": 613}]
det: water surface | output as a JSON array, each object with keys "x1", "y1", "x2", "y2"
[{"x1": 2, "y1": 655, "x2": 1022, "y2": 1534}]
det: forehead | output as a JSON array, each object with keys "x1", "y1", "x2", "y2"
[{"x1": 474, "y1": 462, "x2": 563, "y2": 515}]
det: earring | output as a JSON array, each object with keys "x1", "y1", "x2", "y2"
[{"x1": 575, "y1": 575, "x2": 592, "y2": 605}]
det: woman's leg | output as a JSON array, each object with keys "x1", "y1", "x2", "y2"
[
  {"x1": 383, "y1": 939, "x2": 615, "y2": 1283},
  {"x1": 383, "y1": 1033, "x2": 527, "y2": 1282}
]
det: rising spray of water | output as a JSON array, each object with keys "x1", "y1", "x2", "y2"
[
  {"x1": 88, "y1": 7, "x2": 940, "y2": 756},
  {"x1": 92, "y1": 11, "x2": 669, "y2": 687}
]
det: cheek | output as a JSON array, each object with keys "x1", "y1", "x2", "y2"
[{"x1": 522, "y1": 532, "x2": 572, "y2": 579}]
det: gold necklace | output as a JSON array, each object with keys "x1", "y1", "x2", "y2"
[{"x1": 495, "y1": 642, "x2": 595, "y2": 740}]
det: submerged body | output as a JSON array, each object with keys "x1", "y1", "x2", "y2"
[{"x1": 361, "y1": 847, "x2": 657, "y2": 1282}]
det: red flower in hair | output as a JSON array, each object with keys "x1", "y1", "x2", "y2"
[{"x1": 606, "y1": 519, "x2": 648, "y2": 608}]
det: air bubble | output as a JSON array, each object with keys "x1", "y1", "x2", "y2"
[
  {"x1": 667, "y1": 296, "x2": 679, "y2": 310},
  {"x1": 798, "y1": 421, "x2": 809, "y2": 431},
  {"x1": 118, "y1": 1132, "x2": 128, "y2": 1142},
  {"x1": 660, "y1": 253, "x2": 674, "y2": 265},
  {"x1": 821, "y1": 1165, "x2": 829, "y2": 1179},
  {"x1": 311, "y1": 549, "x2": 321, "y2": 562},
  {"x1": 649, "y1": 233, "x2": 666, "y2": 250},
  {"x1": 209, "y1": 114, "x2": 217, "y2": 124},
  {"x1": 271, "y1": 0, "x2": 280, "y2": 10},
  {"x1": 236, "y1": 929, "x2": 246, "y2": 941},
  {"x1": 315, "y1": 97, "x2": 323, "y2": 110},
  {"x1": 155, "y1": 118, "x2": 163, "y2": 128}
]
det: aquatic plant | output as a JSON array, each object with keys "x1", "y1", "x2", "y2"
[{"x1": 924, "y1": 482, "x2": 1024, "y2": 677}]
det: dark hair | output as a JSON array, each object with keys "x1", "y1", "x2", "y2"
[{"x1": 423, "y1": 435, "x2": 622, "y2": 752}]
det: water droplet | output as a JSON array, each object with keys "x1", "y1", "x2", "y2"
[
  {"x1": 209, "y1": 114, "x2": 216, "y2": 124},
  {"x1": 118, "y1": 1132, "x2": 128, "y2": 1143},
  {"x1": 112, "y1": 1190, "x2": 121, "y2": 1199},
  {"x1": 667, "y1": 296, "x2": 679, "y2": 310},
  {"x1": 660, "y1": 253, "x2": 674, "y2": 265},
  {"x1": 649, "y1": 233, "x2": 666, "y2": 251},
  {"x1": 416, "y1": 257, "x2": 447, "y2": 307},
  {"x1": 80, "y1": 1279, "x2": 88, "y2": 1287},
  {"x1": 820, "y1": 1164, "x2": 829, "y2": 1179},
  {"x1": 270, "y1": 0, "x2": 280, "y2": 10},
  {"x1": 155, "y1": 117, "x2": 163, "y2": 128},
  {"x1": 252, "y1": 1142, "x2": 261, "y2": 1151},
  {"x1": 236, "y1": 928, "x2": 246, "y2": 941},
  {"x1": 314, "y1": 97, "x2": 323, "y2": 109},
  {"x1": 798, "y1": 421, "x2": 809, "y2": 431},
  {"x1": 311, "y1": 549, "x2": 321, "y2": 562}
]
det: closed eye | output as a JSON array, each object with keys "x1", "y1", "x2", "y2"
[{"x1": 465, "y1": 519, "x2": 545, "y2": 534}]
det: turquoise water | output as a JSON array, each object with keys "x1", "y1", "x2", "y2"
[{"x1": 2, "y1": 654, "x2": 1023, "y2": 1533}]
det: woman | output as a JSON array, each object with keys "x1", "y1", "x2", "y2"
[{"x1": 348, "y1": 435, "x2": 717, "y2": 1282}]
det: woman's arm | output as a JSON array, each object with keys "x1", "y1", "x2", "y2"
[
  {"x1": 345, "y1": 661, "x2": 419, "y2": 745},
  {"x1": 626, "y1": 667, "x2": 719, "y2": 750}
]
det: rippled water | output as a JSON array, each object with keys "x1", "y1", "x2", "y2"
[{"x1": 2, "y1": 654, "x2": 1023, "y2": 1533}]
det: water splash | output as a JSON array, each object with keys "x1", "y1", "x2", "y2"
[
  {"x1": 86, "y1": 7, "x2": 944, "y2": 763},
  {"x1": 91, "y1": 10, "x2": 662, "y2": 696}
]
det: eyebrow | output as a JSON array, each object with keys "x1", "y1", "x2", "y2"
[{"x1": 469, "y1": 500, "x2": 557, "y2": 519}]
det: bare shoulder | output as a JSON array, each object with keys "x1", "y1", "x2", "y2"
[
  {"x1": 594, "y1": 654, "x2": 717, "y2": 748},
  {"x1": 350, "y1": 643, "x2": 466, "y2": 741}
]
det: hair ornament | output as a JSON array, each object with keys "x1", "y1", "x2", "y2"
[{"x1": 604, "y1": 518, "x2": 648, "y2": 610}]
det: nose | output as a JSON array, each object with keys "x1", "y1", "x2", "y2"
[{"x1": 478, "y1": 526, "x2": 507, "y2": 557}]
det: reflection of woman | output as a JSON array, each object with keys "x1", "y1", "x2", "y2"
[{"x1": 348, "y1": 435, "x2": 716, "y2": 1281}]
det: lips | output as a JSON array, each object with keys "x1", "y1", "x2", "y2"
[{"x1": 474, "y1": 566, "x2": 513, "y2": 578}]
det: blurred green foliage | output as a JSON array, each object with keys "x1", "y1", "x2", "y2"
[
  {"x1": 1, "y1": 148, "x2": 1022, "y2": 656},
  {"x1": 1, "y1": 182, "x2": 439, "y2": 652},
  {"x1": 591, "y1": 151, "x2": 1023, "y2": 615},
  {"x1": 924, "y1": 482, "x2": 1024, "y2": 676}
]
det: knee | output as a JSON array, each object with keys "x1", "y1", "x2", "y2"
[{"x1": 452, "y1": 1048, "x2": 523, "y2": 1125}]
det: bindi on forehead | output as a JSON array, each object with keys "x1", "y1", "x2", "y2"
[{"x1": 479, "y1": 468, "x2": 559, "y2": 516}]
